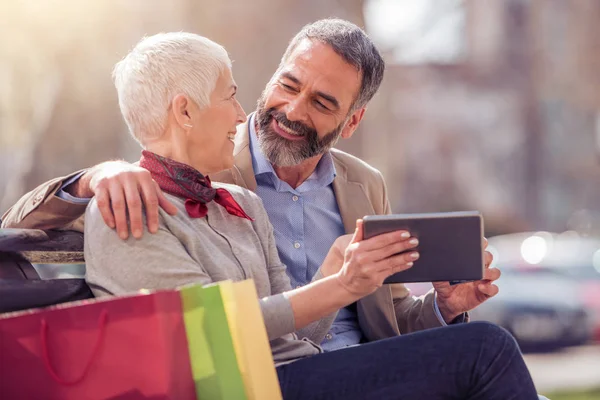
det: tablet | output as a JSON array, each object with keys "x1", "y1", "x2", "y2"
[{"x1": 362, "y1": 211, "x2": 484, "y2": 284}]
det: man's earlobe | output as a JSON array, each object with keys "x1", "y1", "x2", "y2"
[
  {"x1": 341, "y1": 108, "x2": 366, "y2": 139},
  {"x1": 340, "y1": 127, "x2": 355, "y2": 139}
]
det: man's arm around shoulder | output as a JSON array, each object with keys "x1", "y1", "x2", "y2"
[
  {"x1": 1, "y1": 170, "x2": 89, "y2": 231},
  {"x1": 2, "y1": 160, "x2": 179, "y2": 238}
]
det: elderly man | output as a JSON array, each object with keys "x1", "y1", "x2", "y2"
[{"x1": 2, "y1": 19, "x2": 540, "y2": 399}]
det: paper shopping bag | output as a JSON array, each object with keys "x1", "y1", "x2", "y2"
[
  {"x1": 219, "y1": 280, "x2": 283, "y2": 400},
  {"x1": 180, "y1": 282, "x2": 247, "y2": 400},
  {"x1": 0, "y1": 291, "x2": 196, "y2": 400}
]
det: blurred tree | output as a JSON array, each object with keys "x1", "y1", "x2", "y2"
[
  {"x1": 0, "y1": 0, "x2": 365, "y2": 212},
  {"x1": 360, "y1": 0, "x2": 600, "y2": 234}
]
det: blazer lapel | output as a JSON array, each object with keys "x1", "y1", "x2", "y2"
[{"x1": 331, "y1": 154, "x2": 377, "y2": 234}]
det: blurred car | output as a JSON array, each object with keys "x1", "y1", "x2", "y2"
[
  {"x1": 489, "y1": 232, "x2": 600, "y2": 342},
  {"x1": 405, "y1": 231, "x2": 597, "y2": 352},
  {"x1": 470, "y1": 270, "x2": 591, "y2": 352},
  {"x1": 406, "y1": 271, "x2": 592, "y2": 352}
]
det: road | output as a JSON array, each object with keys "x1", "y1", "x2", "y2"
[{"x1": 524, "y1": 345, "x2": 600, "y2": 394}]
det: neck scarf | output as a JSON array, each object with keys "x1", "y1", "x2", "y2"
[{"x1": 139, "y1": 150, "x2": 253, "y2": 221}]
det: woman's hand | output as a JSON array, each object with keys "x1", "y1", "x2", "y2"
[
  {"x1": 288, "y1": 219, "x2": 419, "y2": 331},
  {"x1": 321, "y1": 233, "x2": 355, "y2": 277},
  {"x1": 326, "y1": 219, "x2": 419, "y2": 297}
]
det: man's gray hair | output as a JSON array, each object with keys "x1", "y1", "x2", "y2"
[
  {"x1": 113, "y1": 32, "x2": 231, "y2": 144},
  {"x1": 280, "y1": 18, "x2": 385, "y2": 111}
]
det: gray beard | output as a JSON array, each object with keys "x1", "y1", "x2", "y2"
[
  {"x1": 255, "y1": 116, "x2": 343, "y2": 167},
  {"x1": 257, "y1": 130, "x2": 339, "y2": 167}
]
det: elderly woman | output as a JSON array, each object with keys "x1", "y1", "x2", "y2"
[{"x1": 84, "y1": 33, "x2": 539, "y2": 399}]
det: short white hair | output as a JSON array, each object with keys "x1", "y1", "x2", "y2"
[{"x1": 113, "y1": 32, "x2": 231, "y2": 144}]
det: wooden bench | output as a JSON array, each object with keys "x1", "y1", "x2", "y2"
[{"x1": 0, "y1": 228, "x2": 93, "y2": 313}]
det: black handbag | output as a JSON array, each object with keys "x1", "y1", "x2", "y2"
[
  {"x1": 0, "y1": 229, "x2": 94, "y2": 313},
  {"x1": 0, "y1": 278, "x2": 93, "y2": 313}
]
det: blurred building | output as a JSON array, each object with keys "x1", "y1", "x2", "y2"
[{"x1": 354, "y1": 0, "x2": 600, "y2": 235}]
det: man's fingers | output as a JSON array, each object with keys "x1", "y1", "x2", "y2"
[
  {"x1": 139, "y1": 178, "x2": 160, "y2": 234},
  {"x1": 123, "y1": 180, "x2": 144, "y2": 239},
  {"x1": 484, "y1": 251, "x2": 493, "y2": 267},
  {"x1": 482, "y1": 237, "x2": 489, "y2": 249},
  {"x1": 108, "y1": 182, "x2": 128, "y2": 240},
  {"x1": 95, "y1": 186, "x2": 115, "y2": 229},
  {"x1": 156, "y1": 182, "x2": 178, "y2": 216},
  {"x1": 482, "y1": 267, "x2": 501, "y2": 282},
  {"x1": 478, "y1": 283, "x2": 499, "y2": 298}
]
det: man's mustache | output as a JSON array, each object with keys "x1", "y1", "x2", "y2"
[{"x1": 267, "y1": 110, "x2": 317, "y2": 138}]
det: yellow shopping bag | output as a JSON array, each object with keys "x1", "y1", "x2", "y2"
[{"x1": 219, "y1": 280, "x2": 283, "y2": 400}]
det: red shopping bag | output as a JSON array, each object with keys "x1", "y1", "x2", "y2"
[{"x1": 0, "y1": 290, "x2": 196, "y2": 400}]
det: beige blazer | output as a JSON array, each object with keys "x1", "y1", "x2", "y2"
[{"x1": 1, "y1": 120, "x2": 444, "y2": 340}]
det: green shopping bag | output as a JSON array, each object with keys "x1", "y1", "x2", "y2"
[{"x1": 180, "y1": 282, "x2": 247, "y2": 400}]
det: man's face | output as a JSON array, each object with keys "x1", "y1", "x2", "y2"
[{"x1": 255, "y1": 39, "x2": 364, "y2": 167}]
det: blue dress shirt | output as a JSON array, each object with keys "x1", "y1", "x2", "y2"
[{"x1": 248, "y1": 115, "x2": 364, "y2": 351}]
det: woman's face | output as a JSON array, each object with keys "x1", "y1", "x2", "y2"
[{"x1": 186, "y1": 67, "x2": 246, "y2": 175}]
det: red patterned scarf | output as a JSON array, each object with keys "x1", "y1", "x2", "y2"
[{"x1": 139, "y1": 150, "x2": 253, "y2": 221}]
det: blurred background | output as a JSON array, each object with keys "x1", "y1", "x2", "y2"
[{"x1": 1, "y1": 0, "x2": 599, "y2": 398}]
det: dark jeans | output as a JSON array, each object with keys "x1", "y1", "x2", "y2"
[{"x1": 276, "y1": 321, "x2": 537, "y2": 400}]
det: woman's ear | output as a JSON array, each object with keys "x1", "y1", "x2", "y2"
[{"x1": 172, "y1": 94, "x2": 193, "y2": 129}]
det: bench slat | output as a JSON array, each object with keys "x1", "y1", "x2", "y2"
[{"x1": 0, "y1": 229, "x2": 83, "y2": 253}]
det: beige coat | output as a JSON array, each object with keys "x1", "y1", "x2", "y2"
[{"x1": 2, "y1": 120, "x2": 444, "y2": 340}]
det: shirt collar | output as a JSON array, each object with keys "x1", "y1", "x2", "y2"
[{"x1": 248, "y1": 113, "x2": 337, "y2": 190}]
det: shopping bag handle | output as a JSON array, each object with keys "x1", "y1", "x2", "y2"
[{"x1": 40, "y1": 309, "x2": 108, "y2": 385}]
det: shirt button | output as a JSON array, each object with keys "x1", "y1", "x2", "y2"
[
  {"x1": 325, "y1": 333, "x2": 333, "y2": 340},
  {"x1": 294, "y1": 242, "x2": 301, "y2": 249},
  {"x1": 292, "y1": 195, "x2": 299, "y2": 202}
]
